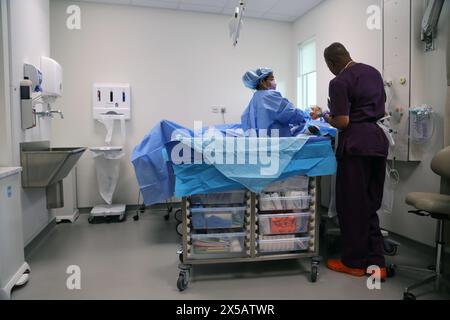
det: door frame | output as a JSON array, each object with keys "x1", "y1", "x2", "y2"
[{"x1": 0, "y1": 0, "x2": 13, "y2": 165}]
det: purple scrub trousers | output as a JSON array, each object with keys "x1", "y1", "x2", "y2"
[{"x1": 336, "y1": 156, "x2": 387, "y2": 269}]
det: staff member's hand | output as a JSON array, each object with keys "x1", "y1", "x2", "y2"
[{"x1": 323, "y1": 111, "x2": 349, "y2": 130}]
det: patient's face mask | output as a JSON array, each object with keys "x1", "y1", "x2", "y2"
[{"x1": 269, "y1": 80, "x2": 277, "y2": 90}]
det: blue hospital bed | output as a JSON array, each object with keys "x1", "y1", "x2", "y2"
[
  {"x1": 167, "y1": 137, "x2": 336, "y2": 198},
  {"x1": 131, "y1": 120, "x2": 337, "y2": 206}
]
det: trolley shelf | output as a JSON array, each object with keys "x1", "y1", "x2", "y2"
[
  {"x1": 258, "y1": 212, "x2": 311, "y2": 235},
  {"x1": 189, "y1": 207, "x2": 246, "y2": 230},
  {"x1": 176, "y1": 176, "x2": 321, "y2": 292},
  {"x1": 259, "y1": 195, "x2": 311, "y2": 212},
  {"x1": 258, "y1": 236, "x2": 311, "y2": 253},
  {"x1": 190, "y1": 191, "x2": 247, "y2": 206}
]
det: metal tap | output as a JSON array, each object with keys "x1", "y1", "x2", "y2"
[
  {"x1": 35, "y1": 110, "x2": 64, "y2": 119},
  {"x1": 49, "y1": 110, "x2": 64, "y2": 119}
]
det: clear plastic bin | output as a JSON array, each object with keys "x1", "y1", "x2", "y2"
[
  {"x1": 259, "y1": 212, "x2": 311, "y2": 235},
  {"x1": 259, "y1": 195, "x2": 311, "y2": 211},
  {"x1": 190, "y1": 191, "x2": 246, "y2": 205},
  {"x1": 258, "y1": 236, "x2": 311, "y2": 253},
  {"x1": 263, "y1": 176, "x2": 309, "y2": 193},
  {"x1": 190, "y1": 207, "x2": 246, "y2": 230},
  {"x1": 191, "y1": 232, "x2": 246, "y2": 255}
]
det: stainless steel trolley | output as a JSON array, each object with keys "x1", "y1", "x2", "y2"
[{"x1": 176, "y1": 176, "x2": 321, "y2": 291}]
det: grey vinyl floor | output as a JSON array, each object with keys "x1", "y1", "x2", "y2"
[{"x1": 11, "y1": 209, "x2": 450, "y2": 300}]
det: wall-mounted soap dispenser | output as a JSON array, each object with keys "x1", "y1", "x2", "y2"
[
  {"x1": 20, "y1": 78, "x2": 36, "y2": 130},
  {"x1": 21, "y1": 57, "x2": 64, "y2": 128}
]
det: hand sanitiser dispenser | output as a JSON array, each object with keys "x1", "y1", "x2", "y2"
[
  {"x1": 89, "y1": 83, "x2": 131, "y2": 223},
  {"x1": 20, "y1": 79, "x2": 36, "y2": 130}
]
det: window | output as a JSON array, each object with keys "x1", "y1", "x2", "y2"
[{"x1": 297, "y1": 38, "x2": 317, "y2": 109}]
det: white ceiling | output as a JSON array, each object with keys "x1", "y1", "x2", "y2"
[{"x1": 76, "y1": 0, "x2": 324, "y2": 22}]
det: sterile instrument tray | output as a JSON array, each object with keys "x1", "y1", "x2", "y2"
[
  {"x1": 259, "y1": 195, "x2": 311, "y2": 212},
  {"x1": 258, "y1": 212, "x2": 311, "y2": 235},
  {"x1": 190, "y1": 232, "x2": 246, "y2": 257},
  {"x1": 258, "y1": 236, "x2": 311, "y2": 253},
  {"x1": 190, "y1": 207, "x2": 246, "y2": 230},
  {"x1": 190, "y1": 191, "x2": 247, "y2": 206}
]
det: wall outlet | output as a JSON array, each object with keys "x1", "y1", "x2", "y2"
[
  {"x1": 212, "y1": 106, "x2": 226, "y2": 114},
  {"x1": 6, "y1": 186, "x2": 12, "y2": 198}
]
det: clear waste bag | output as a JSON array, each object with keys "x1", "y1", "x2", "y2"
[{"x1": 92, "y1": 149, "x2": 125, "y2": 205}]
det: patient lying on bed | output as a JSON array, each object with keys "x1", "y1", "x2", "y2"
[{"x1": 310, "y1": 106, "x2": 323, "y2": 121}]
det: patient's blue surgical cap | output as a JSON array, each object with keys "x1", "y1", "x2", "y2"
[{"x1": 242, "y1": 67, "x2": 273, "y2": 90}]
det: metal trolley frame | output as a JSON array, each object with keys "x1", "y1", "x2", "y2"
[{"x1": 176, "y1": 177, "x2": 322, "y2": 291}]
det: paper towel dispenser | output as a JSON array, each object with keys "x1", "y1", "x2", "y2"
[{"x1": 40, "y1": 57, "x2": 62, "y2": 99}]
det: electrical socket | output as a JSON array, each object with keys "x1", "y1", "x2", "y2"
[{"x1": 212, "y1": 106, "x2": 226, "y2": 114}]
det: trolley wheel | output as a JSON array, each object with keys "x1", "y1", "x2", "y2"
[
  {"x1": 403, "y1": 292, "x2": 416, "y2": 300},
  {"x1": 118, "y1": 214, "x2": 126, "y2": 223},
  {"x1": 311, "y1": 266, "x2": 318, "y2": 283},
  {"x1": 88, "y1": 216, "x2": 95, "y2": 224},
  {"x1": 176, "y1": 222, "x2": 183, "y2": 237},
  {"x1": 177, "y1": 272, "x2": 188, "y2": 292},
  {"x1": 175, "y1": 209, "x2": 183, "y2": 222},
  {"x1": 387, "y1": 264, "x2": 396, "y2": 278},
  {"x1": 383, "y1": 240, "x2": 398, "y2": 256}
]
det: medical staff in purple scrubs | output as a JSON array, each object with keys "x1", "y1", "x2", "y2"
[{"x1": 322, "y1": 43, "x2": 389, "y2": 281}]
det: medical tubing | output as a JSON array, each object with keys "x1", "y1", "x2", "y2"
[
  {"x1": 222, "y1": 112, "x2": 226, "y2": 125},
  {"x1": 385, "y1": 84, "x2": 394, "y2": 110},
  {"x1": 386, "y1": 160, "x2": 400, "y2": 185}
]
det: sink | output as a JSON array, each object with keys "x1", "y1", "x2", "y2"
[{"x1": 20, "y1": 141, "x2": 86, "y2": 208}]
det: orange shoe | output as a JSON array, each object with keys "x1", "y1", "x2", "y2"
[
  {"x1": 366, "y1": 267, "x2": 387, "y2": 282},
  {"x1": 327, "y1": 259, "x2": 366, "y2": 277}
]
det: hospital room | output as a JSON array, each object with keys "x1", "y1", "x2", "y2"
[{"x1": 0, "y1": 0, "x2": 449, "y2": 305}]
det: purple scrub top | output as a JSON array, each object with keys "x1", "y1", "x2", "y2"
[{"x1": 328, "y1": 63, "x2": 389, "y2": 158}]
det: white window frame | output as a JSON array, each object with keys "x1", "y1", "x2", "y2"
[{"x1": 297, "y1": 38, "x2": 317, "y2": 109}]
